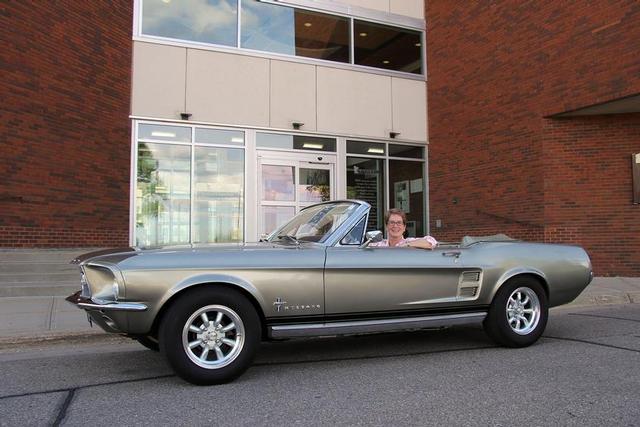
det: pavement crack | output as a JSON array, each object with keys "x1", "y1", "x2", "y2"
[
  {"x1": 0, "y1": 374, "x2": 175, "y2": 401},
  {"x1": 567, "y1": 313, "x2": 640, "y2": 323},
  {"x1": 53, "y1": 388, "x2": 75, "y2": 427},
  {"x1": 544, "y1": 336, "x2": 640, "y2": 353}
]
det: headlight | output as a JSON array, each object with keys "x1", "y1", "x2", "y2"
[{"x1": 83, "y1": 264, "x2": 123, "y2": 304}]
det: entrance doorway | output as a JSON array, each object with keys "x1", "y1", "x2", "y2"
[{"x1": 257, "y1": 151, "x2": 336, "y2": 237}]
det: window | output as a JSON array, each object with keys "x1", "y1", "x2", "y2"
[
  {"x1": 354, "y1": 20, "x2": 422, "y2": 74},
  {"x1": 346, "y1": 141, "x2": 426, "y2": 235},
  {"x1": 241, "y1": 1, "x2": 349, "y2": 62},
  {"x1": 256, "y1": 133, "x2": 336, "y2": 152},
  {"x1": 141, "y1": 0, "x2": 238, "y2": 47},
  {"x1": 139, "y1": 0, "x2": 423, "y2": 76},
  {"x1": 135, "y1": 124, "x2": 245, "y2": 247}
]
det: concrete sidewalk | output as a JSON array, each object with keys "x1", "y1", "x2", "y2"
[{"x1": 0, "y1": 276, "x2": 638, "y2": 343}]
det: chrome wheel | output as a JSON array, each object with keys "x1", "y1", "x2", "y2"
[
  {"x1": 506, "y1": 287, "x2": 540, "y2": 335},
  {"x1": 182, "y1": 305, "x2": 245, "y2": 369}
]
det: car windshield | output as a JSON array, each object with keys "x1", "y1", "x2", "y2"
[{"x1": 269, "y1": 202, "x2": 359, "y2": 244}]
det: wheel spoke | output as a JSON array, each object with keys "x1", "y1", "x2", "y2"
[
  {"x1": 521, "y1": 295, "x2": 530, "y2": 306},
  {"x1": 189, "y1": 325, "x2": 202, "y2": 333},
  {"x1": 200, "y1": 312, "x2": 209, "y2": 325},
  {"x1": 221, "y1": 322, "x2": 235, "y2": 333},
  {"x1": 189, "y1": 339, "x2": 203, "y2": 349},
  {"x1": 215, "y1": 312, "x2": 223, "y2": 327},
  {"x1": 515, "y1": 319, "x2": 521, "y2": 329},
  {"x1": 523, "y1": 308, "x2": 534, "y2": 314},
  {"x1": 200, "y1": 347, "x2": 210, "y2": 361},
  {"x1": 214, "y1": 345, "x2": 224, "y2": 360}
]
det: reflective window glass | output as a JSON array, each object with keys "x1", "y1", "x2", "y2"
[
  {"x1": 193, "y1": 147, "x2": 244, "y2": 243},
  {"x1": 389, "y1": 159, "x2": 424, "y2": 237},
  {"x1": 388, "y1": 144, "x2": 424, "y2": 159},
  {"x1": 346, "y1": 157, "x2": 385, "y2": 231},
  {"x1": 141, "y1": 0, "x2": 238, "y2": 47},
  {"x1": 241, "y1": 0, "x2": 349, "y2": 62},
  {"x1": 262, "y1": 165, "x2": 295, "y2": 201},
  {"x1": 139, "y1": 124, "x2": 191, "y2": 142},
  {"x1": 257, "y1": 133, "x2": 336, "y2": 152},
  {"x1": 263, "y1": 206, "x2": 296, "y2": 235},
  {"x1": 136, "y1": 143, "x2": 191, "y2": 247},
  {"x1": 299, "y1": 168, "x2": 330, "y2": 203},
  {"x1": 341, "y1": 216, "x2": 366, "y2": 245},
  {"x1": 354, "y1": 20, "x2": 422, "y2": 74},
  {"x1": 195, "y1": 128, "x2": 245, "y2": 146},
  {"x1": 347, "y1": 140, "x2": 386, "y2": 156}
]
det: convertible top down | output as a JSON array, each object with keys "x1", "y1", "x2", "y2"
[{"x1": 67, "y1": 200, "x2": 593, "y2": 384}]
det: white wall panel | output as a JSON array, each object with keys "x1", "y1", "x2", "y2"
[
  {"x1": 317, "y1": 68, "x2": 392, "y2": 138},
  {"x1": 391, "y1": 77, "x2": 427, "y2": 142},
  {"x1": 186, "y1": 50, "x2": 269, "y2": 126},
  {"x1": 131, "y1": 42, "x2": 186, "y2": 119},
  {"x1": 270, "y1": 61, "x2": 316, "y2": 130},
  {"x1": 335, "y1": 0, "x2": 389, "y2": 13},
  {"x1": 390, "y1": 0, "x2": 424, "y2": 19}
]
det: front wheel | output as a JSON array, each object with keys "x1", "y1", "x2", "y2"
[
  {"x1": 159, "y1": 287, "x2": 261, "y2": 385},
  {"x1": 483, "y1": 277, "x2": 548, "y2": 347}
]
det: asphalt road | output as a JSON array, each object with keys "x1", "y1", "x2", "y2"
[{"x1": 0, "y1": 304, "x2": 638, "y2": 427}]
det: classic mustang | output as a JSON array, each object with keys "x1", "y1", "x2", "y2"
[{"x1": 67, "y1": 200, "x2": 593, "y2": 385}]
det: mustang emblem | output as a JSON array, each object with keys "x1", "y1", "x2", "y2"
[{"x1": 273, "y1": 297, "x2": 287, "y2": 312}]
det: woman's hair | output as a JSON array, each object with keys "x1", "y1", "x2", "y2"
[{"x1": 385, "y1": 208, "x2": 407, "y2": 225}]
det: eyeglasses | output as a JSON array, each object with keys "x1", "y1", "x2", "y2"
[{"x1": 387, "y1": 220, "x2": 404, "y2": 226}]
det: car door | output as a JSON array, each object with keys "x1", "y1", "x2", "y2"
[{"x1": 324, "y1": 245, "x2": 467, "y2": 315}]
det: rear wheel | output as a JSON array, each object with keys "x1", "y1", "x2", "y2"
[
  {"x1": 159, "y1": 287, "x2": 260, "y2": 385},
  {"x1": 483, "y1": 277, "x2": 548, "y2": 347}
]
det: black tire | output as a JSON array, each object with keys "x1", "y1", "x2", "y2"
[
  {"x1": 134, "y1": 335, "x2": 160, "y2": 352},
  {"x1": 159, "y1": 287, "x2": 260, "y2": 385},
  {"x1": 483, "y1": 276, "x2": 548, "y2": 348}
]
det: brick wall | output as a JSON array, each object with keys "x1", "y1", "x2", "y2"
[
  {"x1": 0, "y1": 2, "x2": 133, "y2": 247},
  {"x1": 426, "y1": 1, "x2": 640, "y2": 275}
]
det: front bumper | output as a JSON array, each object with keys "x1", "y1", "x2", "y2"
[
  {"x1": 66, "y1": 291, "x2": 148, "y2": 333},
  {"x1": 66, "y1": 291, "x2": 147, "y2": 312}
]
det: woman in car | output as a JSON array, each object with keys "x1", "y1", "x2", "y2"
[{"x1": 370, "y1": 208, "x2": 438, "y2": 249}]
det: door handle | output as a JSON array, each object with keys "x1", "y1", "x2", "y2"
[{"x1": 442, "y1": 251, "x2": 461, "y2": 257}]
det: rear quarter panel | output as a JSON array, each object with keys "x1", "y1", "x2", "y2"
[{"x1": 462, "y1": 242, "x2": 592, "y2": 307}]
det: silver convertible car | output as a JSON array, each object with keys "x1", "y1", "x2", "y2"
[{"x1": 67, "y1": 200, "x2": 593, "y2": 385}]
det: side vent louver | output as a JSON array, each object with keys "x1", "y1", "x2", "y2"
[
  {"x1": 461, "y1": 271, "x2": 480, "y2": 283},
  {"x1": 458, "y1": 271, "x2": 481, "y2": 299}
]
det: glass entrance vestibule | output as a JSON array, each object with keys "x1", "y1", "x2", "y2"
[{"x1": 131, "y1": 121, "x2": 429, "y2": 247}]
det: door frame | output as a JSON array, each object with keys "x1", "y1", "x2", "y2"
[{"x1": 256, "y1": 150, "x2": 337, "y2": 239}]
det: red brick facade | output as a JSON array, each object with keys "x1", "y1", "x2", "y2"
[
  {"x1": 1, "y1": 2, "x2": 133, "y2": 247},
  {"x1": 426, "y1": 1, "x2": 640, "y2": 275}
]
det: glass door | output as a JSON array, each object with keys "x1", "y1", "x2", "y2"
[{"x1": 257, "y1": 154, "x2": 335, "y2": 237}]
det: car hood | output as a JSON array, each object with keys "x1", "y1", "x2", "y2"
[{"x1": 73, "y1": 242, "x2": 322, "y2": 267}]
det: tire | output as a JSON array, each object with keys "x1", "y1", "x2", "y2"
[
  {"x1": 134, "y1": 335, "x2": 160, "y2": 352},
  {"x1": 483, "y1": 276, "x2": 548, "y2": 348},
  {"x1": 159, "y1": 287, "x2": 260, "y2": 385}
]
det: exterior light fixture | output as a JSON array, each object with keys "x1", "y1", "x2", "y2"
[
  {"x1": 180, "y1": 112, "x2": 192, "y2": 120},
  {"x1": 415, "y1": 42, "x2": 422, "y2": 47},
  {"x1": 389, "y1": 131, "x2": 400, "y2": 139},
  {"x1": 292, "y1": 121, "x2": 304, "y2": 130},
  {"x1": 231, "y1": 137, "x2": 244, "y2": 143},
  {"x1": 359, "y1": 32, "x2": 368, "y2": 37},
  {"x1": 367, "y1": 148, "x2": 384, "y2": 154},
  {"x1": 303, "y1": 143, "x2": 324, "y2": 150},
  {"x1": 382, "y1": 60, "x2": 390, "y2": 64},
  {"x1": 304, "y1": 22, "x2": 312, "y2": 27}
]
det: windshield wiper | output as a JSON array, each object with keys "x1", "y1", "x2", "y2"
[{"x1": 276, "y1": 234, "x2": 300, "y2": 245}]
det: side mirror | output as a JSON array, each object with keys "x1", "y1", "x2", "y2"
[{"x1": 360, "y1": 230, "x2": 383, "y2": 248}]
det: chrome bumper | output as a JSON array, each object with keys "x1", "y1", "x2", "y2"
[{"x1": 66, "y1": 291, "x2": 147, "y2": 312}]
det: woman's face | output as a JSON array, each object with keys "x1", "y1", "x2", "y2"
[{"x1": 386, "y1": 213, "x2": 406, "y2": 240}]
